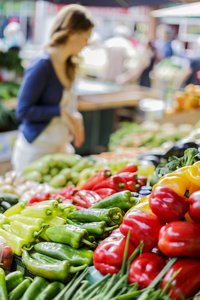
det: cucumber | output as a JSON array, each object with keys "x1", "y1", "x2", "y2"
[
  {"x1": 0, "y1": 193, "x2": 19, "y2": 205},
  {"x1": 0, "y1": 201, "x2": 12, "y2": 211}
]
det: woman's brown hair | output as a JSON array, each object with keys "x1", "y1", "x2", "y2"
[{"x1": 47, "y1": 4, "x2": 94, "y2": 82}]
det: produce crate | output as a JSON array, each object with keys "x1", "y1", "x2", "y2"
[
  {"x1": 11, "y1": 254, "x2": 35, "y2": 279},
  {"x1": 0, "y1": 130, "x2": 18, "y2": 162}
]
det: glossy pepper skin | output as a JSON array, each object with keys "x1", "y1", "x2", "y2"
[
  {"x1": 158, "y1": 221, "x2": 200, "y2": 258},
  {"x1": 149, "y1": 186, "x2": 189, "y2": 223},
  {"x1": 92, "y1": 175, "x2": 128, "y2": 192},
  {"x1": 153, "y1": 173, "x2": 190, "y2": 196},
  {"x1": 58, "y1": 185, "x2": 78, "y2": 198},
  {"x1": 128, "y1": 252, "x2": 166, "y2": 289},
  {"x1": 71, "y1": 190, "x2": 102, "y2": 208},
  {"x1": 45, "y1": 224, "x2": 95, "y2": 248},
  {"x1": 29, "y1": 192, "x2": 51, "y2": 205},
  {"x1": 93, "y1": 228, "x2": 136, "y2": 275},
  {"x1": 188, "y1": 191, "x2": 200, "y2": 222},
  {"x1": 120, "y1": 209, "x2": 165, "y2": 252},
  {"x1": 90, "y1": 190, "x2": 139, "y2": 213},
  {"x1": 94, "y1": 188, "x2": 116, "y2": 199},
  {"x1": 185, "y1": 161, "x2": 200, "y2": 187},
  {"x1": 161, "y1": 258, "x2": 200, "y2": 300},
  {"x1": 116, "y1": 163, "x2": 138, "y2": 174},
  {"x1": 80, "y1": 169, "x2": 112, "y2": 190}
]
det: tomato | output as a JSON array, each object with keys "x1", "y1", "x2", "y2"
[
  {"x1": 2, "y1": 258, "x2": 12, "y2": 271},
  {"x1": 2, "y1": 245, "x2": 12, "y2": 259}
]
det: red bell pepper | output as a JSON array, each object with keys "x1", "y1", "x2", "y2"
[
  {"x1": 188, "y1": 190, "x2": 200, "y2": 223},
  {"x1": 128, "y1": 252, "x2": 166, "y2": 289},
  {"x1": 29, "y1": 192, "x2": 51, "y2": 205},
  {"x1": 149, "y1": 186, "x2": 190, "y2": 223},
  {"x1": 127, "y1": 181, "x2": 140, "y2": 192},
  {"x1": 93, "y1": 228, "x2": 136, "y2": 275},
  {"x1": 92, "y1": 175, "x2": 128, "y2": 192},
  {"x1": 58, "y1": 185, "x2": 78, "y2": 198},
  {"x1": 161, "y1": 258, "x2": 200, "y2": 300},
  {"x1": 71, "y1": 190, "x2": 102, "y2": 208},
  {"x1": 158, "y1": 221, "x2": 200, "y2": 258},
  {"x1": 117, "y1": 163, "x2": 138, "y2": 174},
  {"x1": 120, "y1": 209, "x2": 165, "y2": 252},
  {"x1": 80, "y1": 169, "x2": 112, "y2": 190},
  {"x1": 94, "y1": 188, "x2": 116, "y2": 199}
]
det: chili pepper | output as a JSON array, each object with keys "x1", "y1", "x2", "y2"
[
  {"x1": 58, "y1": 185, "x2": 78, "y2": 198},
  {"x1": 153, "y1": 173, "x2": 190, "y2": 196},
  {"x1": 8, "y1": 214, "x2": 46, "y2": 228},
  {"x1": 68, "y1": 207, "x2": 123, "y2": 226},
  {"x1": 161, "y1": 258, "x2": 200, "y2": 300},
  {"x1": 9, "y1": 220, "x2": 44, "y2": 242},
  {"x1": 128, "y1": 252, "x2": 166, "y2": 289},
  {"x1": 29, "y1": 192, "x2": 51, "y2": 206},
  {"x1": 94, "y1": 188, "x2": 116, "y2": 199},
  {"x1": 21, "y1": 203, "x2": 53, "y2": 218},
  {"x1": 34, "y1": 241, "x2": 94, "y2": 266},
  {"x1": 80, "y1": 169, "x2": 112, "y2": 190},
  {"x1": 33, "y1": 200, "x2": 58, "y2": 211},
  {"x1": 67, "y1": 219, "x2": 118, "y2": 237},
  {"x1": 35, "y1": 281, "x2": 65, "y2": 300},
  {"x1": 71, "y1": 190, "x2": 102, "y2": 208},
  {"x1": 45, "y1": 224, "x2": 95, "y2": 248},
  {"x1": 117, "y1": 172, "x2": 138, "y2": 182},
  {"x1": 21, "y1": 249, "x2": 87, "y2": 282},
  {"x1": 0, "y1": 228, "x2": 31, "y2": 256},
  {"x1": 54, "y1": 203, "x2": 76, "y2": 218},
  {"x1": 116, "y1": 162, "x2": 138, "y2": 174},
  {"x1": 120, "y1": 209, "x2": 165, "y2": 252},
  {"x1": 185, "y1": 161, "x2": 200, "y2": 187},
  {"x1": 45, "y1": 215, "x2": 66, "y2": 227},
  {"x1": 126, "y1": 181, "x2": 140, "y2": 192},
  {"x1": 21, "y1": 276, "x2": 49, "y2": 300},
  {"x1": 3, "y1": 202, "x2": 26, "y2": 217},
  {"x1": 158, "y1": 221, "x2": 200, "y2": 258},
  {"x1": 8, "y1": 278, "x2": 32, "y2": 300},
  {"x1": 0, "y1": 268, "x2": 8, "y2": 300},
  {"x1": 30, "y1": 252, "x2": 61, "y2": 264},
  {"x1": 149, "y1": 186, "x2": 190, "y2": 223},
  {"x1": 39, "y1": 227, "x2": 51, "y2": 242},
  {"x1": 90, "y1": 190, "x2": 139, "y2": 212},
  {"x1": 6, "y1": 271, "x2": 24, "y2": 293},
  {"x1": 93, "y1": 228, "x2": 136, "y2": 275},
  {"x1": 92, "y1": 175, "x2": 128, "y2": 192},
  {"x1": 0, "y1": 214, "x2": 9, "y2": 227},
  {"x1": 188, "y1": 191, "x2": 200, "y2": 223}
]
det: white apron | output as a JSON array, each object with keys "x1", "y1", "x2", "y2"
[{"x1": 11, "y1": 87, "x2": 77, "y2": 172}]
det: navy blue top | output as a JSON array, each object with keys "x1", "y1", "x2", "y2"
[{"x1": 16, "y1": 51, "x2": 64, "y2": 143}]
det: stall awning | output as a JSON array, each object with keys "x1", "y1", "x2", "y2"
[{"x1": 151, "y1": 1, "x2": 200, "y2": 17}]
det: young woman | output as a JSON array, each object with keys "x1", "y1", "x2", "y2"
[{"x1": 11, "y1": 4, "x2": 94, "y2": 171}]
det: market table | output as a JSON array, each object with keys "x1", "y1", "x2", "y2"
[{"x1": 75, "y1": 79, "x2": 160, "y2": 155}]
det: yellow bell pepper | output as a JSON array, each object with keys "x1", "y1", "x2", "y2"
[
  {"x1": 185, "y1": 161, "x2": 200, "y2": 188},
  {"x1": 153, "y1": 173, "x2": 190, "y2": 196},
  {"x1": 125, "y1": 195, "x2": 153, "y2": 215}
]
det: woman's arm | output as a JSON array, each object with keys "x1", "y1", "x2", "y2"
[{"x1": 16, "y1": 58, "x2": 60, "y2": 121}]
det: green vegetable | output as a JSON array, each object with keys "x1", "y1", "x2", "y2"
[
  {"x1": 5, "y1": 271, "x2": 24, "y2": 293},
  {"x1": 8, "y1": 278, "x2": 32, "y2": 300},
  {"x1": 30, "y1": 252, "x2": 61, "y2": 264},
  {"x1": 46, "y1": 224, "x2": 95, "y2": 248},
  {"x1": 21, "y1": 276, "x2": 48, "y2": 300},
  {"x1": 4, "y1": 202, "x2": 25, "y2": 217},
  {"x1": 0, "y1": 214, "x2": 9, "y2": 227},
  {"x1": 21, "y1": 249, "x2": 87, "y2": 282},
  {"x1": 0, "y1": 193, "x2": 18, "y2": 205},
  {"x1": 35, "y1": 281, "x2": 64, "y2": 300},
  {"x1": 0, "y1": 268, "x2": 8, "y2": 300},
  {"x1": 48, "y1": 174, "x2": 66, "y2": 188},
  {"x1": 67, "y1": 207, "x2": 123, "y2": 226},
  {"x1": 22, "y1": 171, "x2": 43, "y2": 183},
  {"x1": 34, "y1": 241, "x2": 94, "y2": 266}
]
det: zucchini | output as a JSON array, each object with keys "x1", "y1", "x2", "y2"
[
  {"x1": 0, "y1": 201, "x2": 12, "y2": 211},
  {"x1": 0, "y1": 193, "x2": 19, "y2": 205}
]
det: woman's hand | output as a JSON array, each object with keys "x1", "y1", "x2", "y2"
[{"x1": 61, "y1": 109, "x2": 85, "y2": 148}]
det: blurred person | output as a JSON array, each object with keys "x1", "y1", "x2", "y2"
[
  {"x1": 100, "y1": 24, "x2": 137, "y2": 83},
  {"x1": 116, "y1": 41, "x2": 156, "y2": 88},
  {"x1": 155, "y1": 24, "x2": 173, "y2": 61},
  {"x1": 11, "y1": 4, "x2": 94, "y2": 172}
]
